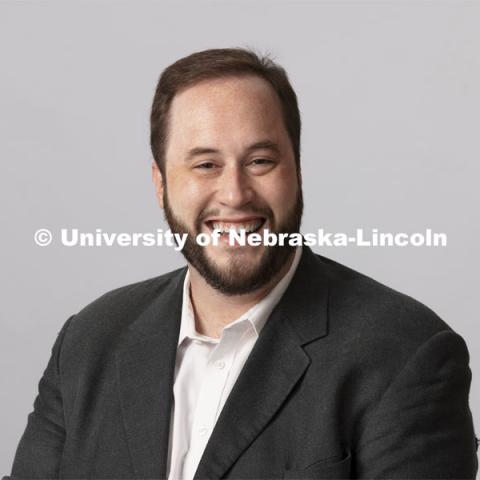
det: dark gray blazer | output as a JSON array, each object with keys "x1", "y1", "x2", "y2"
[{"x1": 6, "y1": 247, "x2": 478, "y2": 479}]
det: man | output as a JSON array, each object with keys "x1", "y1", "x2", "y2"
[{"x1": 6, "y1": 48, "x2": 478, "y2": 479}]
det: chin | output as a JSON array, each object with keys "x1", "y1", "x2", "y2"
[
  {"x1": 198, "y1": 245, "x2": 283, "y2": 295},
  {"x1": 206, "y1": 243, "x2": 266, "y2": 261}
]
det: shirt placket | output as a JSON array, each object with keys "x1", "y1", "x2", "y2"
[{"x1": 181, "y1": 327, "x2": 241, "y2": 478}]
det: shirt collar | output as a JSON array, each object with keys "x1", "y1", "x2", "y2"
[{"x1": 177, "y1": 246, "x2": 302, "y2": 347}]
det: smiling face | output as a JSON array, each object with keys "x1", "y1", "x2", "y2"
[{"x1": 153, "y1": 75, "x2": 303, "y2": 295}]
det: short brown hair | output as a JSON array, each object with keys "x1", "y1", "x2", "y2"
[{"x1": 150, "y1": 48, "x2": 301, "y2": 177}]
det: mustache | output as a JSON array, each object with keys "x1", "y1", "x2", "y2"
[{"x1": 197, "y1": 206, "x2": 274, "y2": 224}]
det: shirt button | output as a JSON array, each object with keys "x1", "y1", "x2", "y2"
[
  {"x1": 215, "y1": 360, "x2": 226, "y2": 370},
  {"x1": 198, "y1": 426, "x2": 208, "y2": 436}
]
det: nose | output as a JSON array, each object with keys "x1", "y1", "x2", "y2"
[{"x1": 216, "y1": 163, "x2": 254, "y2": 208}]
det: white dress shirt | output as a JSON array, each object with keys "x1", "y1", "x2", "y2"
[{"x1": 166, "y1": 247, "x2": 302, "y2": 480}]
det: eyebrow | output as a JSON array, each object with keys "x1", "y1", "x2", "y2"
[{"x1": 185, "y1": 140, "x2": 280, "y2": 161}]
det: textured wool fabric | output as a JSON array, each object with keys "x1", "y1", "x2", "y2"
[{"x1": 5, "y1": 247, "x2": 478, "y2": 479}]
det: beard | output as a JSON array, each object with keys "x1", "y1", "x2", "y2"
[{"x1": 163, "y1": 186, "x2": 303, "y2": 296}]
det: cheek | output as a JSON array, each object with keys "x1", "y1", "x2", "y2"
[
  {"x1": 258, "y1": 168, "x2": 299, "y2": 215},
  {"x1": 166, "y1": 169, "x2": 209, "y2": 215}
]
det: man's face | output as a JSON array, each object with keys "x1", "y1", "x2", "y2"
[{"x1": 153, "y1": 75, "x2": 303, "y2": 295}]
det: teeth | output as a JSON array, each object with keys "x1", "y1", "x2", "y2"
[{"x1": 211, "y1": 220, "x2": 263, "y2": 234}]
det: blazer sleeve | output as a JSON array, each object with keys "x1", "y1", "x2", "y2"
[
  {"x1": 7, "y1": 316, "x2": 74, "y2": 479},
  {"x1": 355, "y1": 329, "x2": 478, "y2": 479}
]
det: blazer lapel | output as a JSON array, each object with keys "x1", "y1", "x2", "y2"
[
  {"x1": 116, "y1": 269, "x2": 186, "y2": 479},
  {"x1": 194, "y1": 247, "x2": 330, "y2": 479}
]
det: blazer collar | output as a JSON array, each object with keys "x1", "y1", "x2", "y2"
[
  {"x1": 115, "y1": 268, "x2": 185, "y2": 479},
  {"x1": 115, "y1": 246, "x2": 329, "y2": 479}
]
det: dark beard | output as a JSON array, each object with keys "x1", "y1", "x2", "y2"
[{"x1": 163, "y1": 186, "x2": 303, "y2": 296}]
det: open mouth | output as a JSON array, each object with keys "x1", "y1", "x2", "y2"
[{"x1": 205, "y1": 217, "x2": 267, "y2": 236}]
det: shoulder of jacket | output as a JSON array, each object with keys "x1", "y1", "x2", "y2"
[
  {"x1": 313, "y1": 252, "x2": 452, "y2": 342},
  {"x1": 60, "y1": 267, "x2": 185, "y2": 349}
]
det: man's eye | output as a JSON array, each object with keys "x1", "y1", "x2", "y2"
[
  {"x1": 250, "y1": 158, "x2": 273, "y2": 166},
  {"x1": 195, "y1": 162, "x2": 216, "y2": 169}
]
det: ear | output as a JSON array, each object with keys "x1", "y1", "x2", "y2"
[{"x1": 151, "y1": 161, "x2": 164, "y2": 209}]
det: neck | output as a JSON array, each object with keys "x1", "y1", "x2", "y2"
[{"x1": 188, "y1": 251, "x2": 296, "y2": 339}]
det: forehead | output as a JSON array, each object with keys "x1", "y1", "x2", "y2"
[{"x1": 166, "y1": 75, "x2": 287, "y2": 150}]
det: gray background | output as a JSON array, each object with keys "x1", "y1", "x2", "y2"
[{"x1": 1, "y1": 0, "x2": 479, "y2": 474}]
